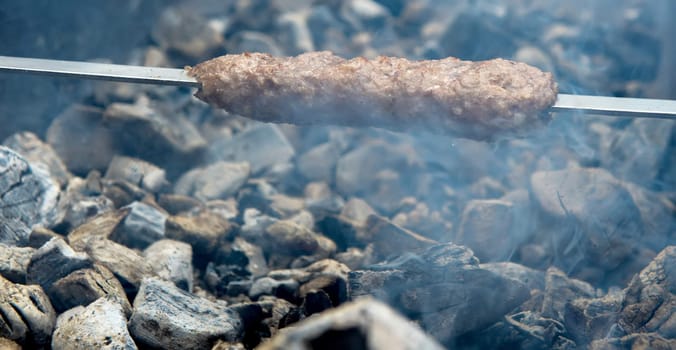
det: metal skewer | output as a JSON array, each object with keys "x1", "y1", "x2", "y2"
[{"x1": 1, "y1": 55, "x2": 675, "y2": 120}]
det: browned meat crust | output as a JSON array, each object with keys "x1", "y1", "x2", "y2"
[{"x1": 188, "y1": 51, "x2": 557, "y2": 140}]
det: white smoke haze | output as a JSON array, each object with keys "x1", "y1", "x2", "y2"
[{"x1": 0, "y1": 0, "x2": 673, "y2": 348}]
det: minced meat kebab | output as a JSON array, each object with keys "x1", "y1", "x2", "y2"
[{"x1": 188, "y1": 51, "x2": 558, "y2": 140}]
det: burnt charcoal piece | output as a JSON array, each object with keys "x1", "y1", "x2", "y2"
[
  {"x1": 112, "y1": 201, "x2": 167, "y2": 249},
  {"x1": 297, "y1": 141, "x2": 342, "y2": 182},
  {"x1": 49, "y1": 264, "x2": 132, "y2": 315},
  {"x1": 84, "y1": 239, "x2": 155, "y2": 294},
  {"x1": 589, "y1": 333, "x2": 676, "y2": 350},
  {"x1": 189, "y1": 51, "x2": 557, "y2": 141},
  {"x1": 165, "y1": 209, "x2": 235, "y2": 259},
  {"x1": 157, "y1": 194, "x2": 204, "y2": 215},
  {"x1": 563, "y1": 290, "x2": 624, "y2": 346},
  {"x1": 26, "y1": 237, "x2": 93, "y2": 290},
  {"x1": 3, "y1": 131, "x2": 72, "y2": 187},
  {"x1": 480, "y1": 262, "x2": 545, "y2": 291},
  {"x1": 28, "y1": 227, "x2": 60, "y2": 249},
  {"x1": 0, "y1": 147, "x2": 60, "y2": 246},
  {"x1": 211, "y1": 236, "x2": 269, "y2": 280},
  {"x1": 104, "y1": 155, "x2": 168, "y2": 193},
  {"x1": 365, "y1": 214, "x2": 437, "y2": 259},
  {"x1": 143, "y1": 239, "x2": 194, "y2": 292},
  {"x1": 103, "y1": 100, "x2": 207, "y2": 176},
  {"x1": 455, "y1": 199, "x2": 520, "y2": 262},
  {"x1": 0, "y1": 243, "x2": 34, "y2": 283},
  {"x1": 129, "y1": 278, "x2": 243, "y2": 350},
  {"x1": 541, "y1": 267, "x2": 596, "y2": 321},
  {"x1": 249, "y1": 277, "x2": 300, "y2": 302},
  {"x1": 68, "y1": 208, "x2": 130, "y2": 251},
  {"x1": 0, "y1": 274, "x2": 56, "y2": 346},
  {"x1": 258, "y1": 298, "x2": 444, "y2": 350},
  {"x1": 175, "y1": 161, "x2": 251, "y2": 201},
  {"x1": 209, "y1": 124, "x2": 295, "y2": 175},
  {"x1": 51, "y1": 296, "x2": 137, "y2": 350},
  {"x1": 46, "y1": 105, "x2": 118, "y2": 175},
  {"x1": 57, "y1": 177, "x2": 116, "y2": 232},
  {"x1": 262, "y1": 220, "x2": 336, "y2": 258},
  {"x1": 349, "y1": 243, "x2": 530, "y2": 344},
  {"x1": 300, "y1": 274, "x2": 348, "y2": 308},
  {"x1": 530, "y1": 168, "x2": 645, "y2": 284},
  {"x1": 0, "y1": 338, "x2": 20, "y2": 350},
  {"x1": 617, "y1": 246, "x2": 675, "y2": 338}
]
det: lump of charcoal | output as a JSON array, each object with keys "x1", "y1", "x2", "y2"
[
  {"x1": 28, "y1": 226, "x2": 60, "y2": 249},
  {"x1": 0, "y1": 338, "x2": 21, "y2": 350},
  {"x1": 439, "y1": 9, "x2": 517, "y2": 61},
  {"x1": 480, "y1": 262, "x2": 545, "y2": 291},
  {"x1": 275, "y1": 9, "x2": 315, "y2": 55},
  {"x1": 257, "y1": 296, "x2": 297, "y2": 338},
  {"x1": 129, "y1": 277, "x2": 243, "y2": 350},
  {"x1": 300, "y1": 274, "x2": 348, "y2": 308},
  {"x1": 250, "y1": 277, "x2": 300, "y2": 302},
  {"x1": 341, "y1": 197, "x2": 377, "y2": 225},
  {"x1": 257, "y1": 219, "x2": 333, "y2": 257},
  {"x1": 563, "y1": 289, "x2": 624, "y2": 346},
  {"x1": 455, "y1": 199, "x2": 523, "y2": 262},
  {"x1": 621, "y1": 181, "x2": 675, "y2": 251},
  {"x1": 296, "y1": 141, "x2": 342, "y2": 182},
  {"x1": 68, "y1": 208, "x2": 130, "y2": 251},
  {"x1": 103, "y1": 99, "x2": 207, "y2": 175},
  {"x1": 304, "y1": 181, "x2": 345, "y2": 219},
  {"x1": 209, "y1": 124, "x2": 295, "y2": 175},
  {"x1": 227, "y1": 31, "x2": 284, "y2": 57},
  {"x1": 258, "y1": 298, "x2": 444, "y2": 350},
  {"x1": 0, "y1": 146, "x2": 60, "y2": 246},
  {"x1": 143, "y1": 239, "x2": 194, "y2": 292},
  {"x1": 49, "y1": 264, "x2": 131, "y2": 315},
  {"x1": 112, "y1": 201, "x2": 167, "y2": 249},
  {"x1": 104, "y1": 155, "x2": 168, "y2": 193},
  {"x1": 335, "y1": 140, "x2": 420, "y2": 213},
  {"x1": 318, "y1": 214, "x2": 367, "y2": 251},
  {"x1": 391, "y1": 199, "x2": 453, "y2": 242},
  {"x1": 541, "y1": 267, "x2": 597, "y2": 321},
  {"x1": 152, "y1": 7, "x2": 224, "y2": 59},
  {"x1": 530, "y1": 168, "x2": 643, "y2": 277},
  {"x1": 340, "y1": 0, "x2": 392, "y2": 31},
  {"x1": 51, "y1": 296, "x2": 136, "y2": 350},
  {"x1": 83, "y1": 238, "x2": 155, "y2": 294},
  {"x1": 0, "y1": 274, "x2": 56, "y2": 346},
  {"x1": 590, "y1": 333, "x2": 675, "y2": 350},
  {"x1": 3, "y1": 131, "x2": 71, "y2": 187},
  {"x1": 57, "y1": 176, "x2": 115, "y2": 232},
  {"x1": 0, "y1": 243, "x2": 34, "y2": 283},
  {"x1": 600, "y1": 118, "x2": 673, "y2": 186},
  {"x1": 212, "y1": 341, "x2": 246, "y2": 350},
  {"x1": 165, "y1": 209, "x2": 235, "y2": 259},
  {"x1": 26, "y1": 237, "x2": 92, "y2": 291},
  {"x1": 174, "y1": 161, "x2": 251, "y2": 201},
  {"x1": 212, "y1": 236, "x2": 269, "y2": 279},
  {"x1": 46, "y1": 105, "x2": 117, "y2": 174},
  {"x1": 616, "y1": 246, "x2": 676, "y2": 339},
  {"x1": 365, "y1": 214, "x2": 437, "y2": 259},
  {"x1": 349, "y1": 243, "x2": 530, "y2": 343},
  {"x1": 157, "y1": 193, "x2": 203, "y2": 215}
]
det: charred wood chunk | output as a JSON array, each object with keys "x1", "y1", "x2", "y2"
[
  {"x1": 129, "y1": 278, "x2": 244, "y2": 350},
  {"x1": 349, "y1": 243, "x2": 530, "y2": 344},
  {"x1": 51, "y1": 296, "x2": 136, "y2": 350}
]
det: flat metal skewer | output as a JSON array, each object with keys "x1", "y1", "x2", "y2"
[
  {"x1": 0, "y1": 55, "x2": 200, "y2": 88},
  {"x1": 1, "y1": 55, "x2": 675, "y2": 120}
]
